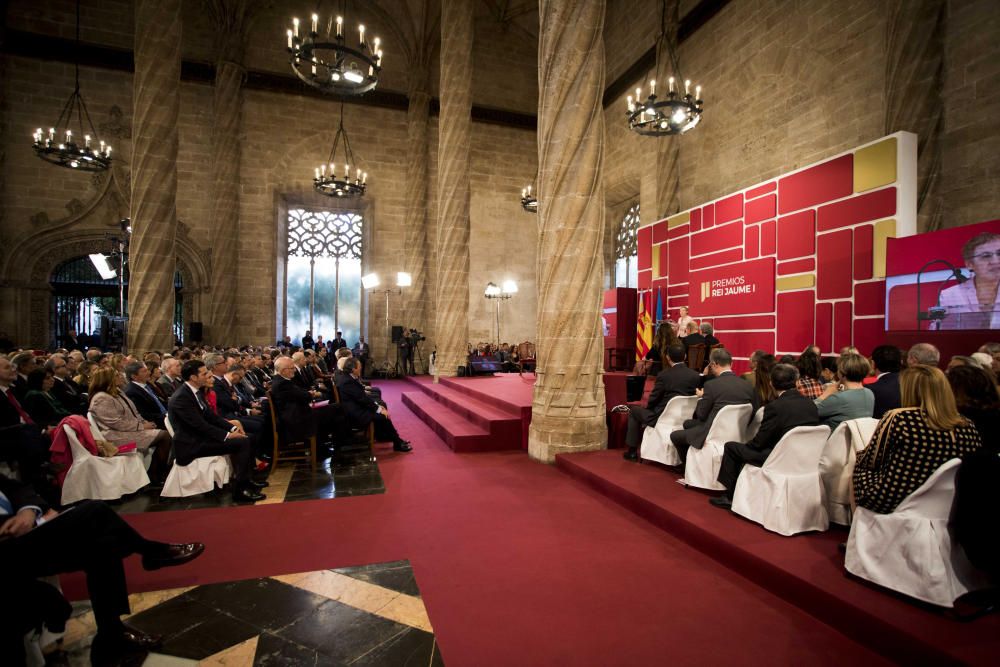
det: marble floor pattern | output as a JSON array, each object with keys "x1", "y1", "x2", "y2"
[
  {"x1": 46, "y1": 560, "x2": 442, "y2": 666},
  {"x1": 112, "y1": 444, "x2": 385, "y2": 513}
]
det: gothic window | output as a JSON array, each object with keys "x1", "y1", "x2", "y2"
[
  {"x1": 615, "y1": 203, "x2": 639, "y2": 288},
  {"x1": 285, "y1": 209, "x2": 363, "y2": 346}
]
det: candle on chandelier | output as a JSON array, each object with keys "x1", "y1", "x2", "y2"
[
  {"x1": 356, "y1": 167, "x2": 361, "y2": 182},
  {"x1": 100, "y1": 140, "x2": 106, "y2": 153},
  {"x1": 695, "y1": 85, "x2": 702, "y2": 100},
  {"x1": 311, "y1": 57, "x2": 317, "y2": 75},
  {"x1": 627, "y1": 95, "x2": 634, "y2": 112},
  {"x1": 106, "y1": 146, "x2": 112, "y2": 157},
  {"x1": 359, "y1": 24, "x2": 365, "y2": 45},
  {"x1": 336, "y1": 16, "x2": 343, "y2": 37},
  {"x1": 49, "y1": 128, "x2": 55, "y2": 142},
  {"x1": 321, "y1": 164, "x2": 326, "y2": 176},
  {"x1": 373, "y1": 37, "x2": 380, "y2": 54},
  {"x1": 293, "y1": 17, "x2": 299, "y2": 38},
  {"x1": 650, "y1": 80, "x2": 656, "y2": 96},
  {"x1": 376, "y1": 50, "x2": 383, "y2": 66},
  {"x1": 527, "y1": 185, "x2": 532, "y2": 195},
  {"x1": 344, "y1": 163, "x2": 349, "y2": 179},
  {"x1": 66, "y1": 129, "x2": 72, "y2": 143},
  {"x1": 685, "y1": 79, "x2": 691, "y2": 95},
  {"x1": 84, "y1": 134, "x2": 91, "y2": 148},
  {"x1": 286, "y1": 29, "x2": 293, "y2": 49},
  {"x1": 311, "y1": 13, "x2": 318, "y2": 33},
  {"x1": 315, "y1": 167, "x2": 320, "y2": 179},
  {"x1": 362, "y1": 172, "x2": 367, "y2": 184},
  {"x1": 522, "y1": 188, "x2": 527, "y2": 198}
]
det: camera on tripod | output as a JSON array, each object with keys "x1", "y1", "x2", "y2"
[{"x1": 408, "y1": 328, "x2": 425, "y2": 343}]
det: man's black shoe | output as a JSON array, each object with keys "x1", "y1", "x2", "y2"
[
  {"x1": 249, "y1": 479, "x2": 269, "y2": 489},
  {"x1": 709, "y1": 496, "x2": 733, "y2": 510},
  {"x1": 141, "y1": 542, "x2": 205, "y2": 571},
  {"x1": 623, "y1": 448, "x2": 639, "y2": 462},
  {"x1": 232, "y1": 487, "x2": 266, "y2": 503},
  {"x1": 393, "y1": 441, "x2": 413, "y2": 452},
  {"x1": 91, "y1": 625, "x2": 162, "y2": 665}
]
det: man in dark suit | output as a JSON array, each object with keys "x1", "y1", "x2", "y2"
[
  {"x1": 270, "y1": 357, "x2": 342, "y2": 444},
  {"x1": 157, "y1": 357, "x2": 183, "y2": 397},
  {"x1": 330, "y1": 330, "x2": 347, "y2": 352},
  {"x1": 46, "y1": 354, "x2": 87, "y2": 415},
  {"x1": 353, "y1": 336, "x2": 371, "y2": 377},
  {"x1": 336, "y1": 358, "x2": 412, "y2": 451},
  {"x1": 669, "y1": 348, "x2": 758, "y2": 461},
  {"x1": 124, "y1": 361, "x2": 168, "y2": 429},
  {"x1": 0, "y1": 474, "x2": 204, "y2": 664},
  {"x1": 166, "y1": 360, "x2": 266, "y2": 503},
  {"x1": 0, "y1": 357, "x2": 51, "y2": 486},
  {"x1": 710, "y1": 364, "x2": 821, "y2": 507},
  {"x1": 624, "y1": 345, "x2": 701, "y2": 461},
  {"x1": 869, "y1": 344, "x2": 902, "y2": 419},
  {"x1": 9, "y1": 351, "x2": 36, "y2": 401},
  {"x1": 301, "y1": 330, "x2": 315, "y2": 350}
]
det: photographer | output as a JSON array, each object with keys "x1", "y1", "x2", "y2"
[{"x1": 398, "y1": 329, "x2": 416, "y2": 376}]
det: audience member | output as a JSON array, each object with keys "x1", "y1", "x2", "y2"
[
  {"x1": 868, "y1": 345, "x2": 902, "y2": 418},
  {"x1": 124, "y1": 361, "x2": 169, "y2": 429},
  {"x1": 750, "y1": 354, "x2": 778, "y2": 406},
  {"x1": 301, "y1": 330, "x2": 315, "y2": 350},
  {"x1": 669, "y1": 348, "x2": 757, "y2": 462},
  {"x1": 166, "y1": 360, "x2": 266, "y2": 503},
  {"x1": 906, "y1": 342, "x2": 940, "y2": 367},
  {"x1": 711, "y1": 364, "x2": 820, "y2": 508},
  {"x1": 795, "y1": 351, "x2": 824, "y2": 399},
  {"x1": 46, "y1": 354, "x2": 87, "y2": 415},
  {"x1": 854, "y1": 365, "x2": 982, "y2": 513},
  {"x1": 819, "y1": 356, "x2": 837, "y2": 384},
  {"x1": 353, "y1": 336, "x2": 371, "y2": 376},
  {"x1": 978, "y1": 342, "x2": 1000, "y2": 376},
  {"x1": 74, "y1": 360, "x2": 96, "y2": 388},
  {"x1": 21, "y1": 368, "x2": 70, "y2": 428},
  {"x1": 814, "y1": 353, "x2": 875, "y2": 431},
  {"x1": 0, "y1": 357, "x2": 51, "y2": 485},
  {"x1": 741, "y1": 349, "x2": 766, "y2": 382},
  {"x1": 623, "y1": 345, "x2": 701, "y2": 462},
  {"x1": 0, "y1": 474, "x2": 204, "y2": 665},
  {"x1": 10, "y1": 351, "x2": 36, "y2": 400},
  {"x1": 270, "y1": 356, "x2": 342, "y2": 446},
  {"x1": 644, "y1": 323, "x2": 680, "y2": 371},
  {"x1": 330, "y1": 330, "x2": 347, "y2": 351},
  {"x1": 335, "y1": 358, "x2": 412, "y2": 451},
  {"x1": 969, "y1": 352, "x2": 995, "y2": 371},
  {"x1": 946, "y1": 365, "x2": 1000, "y2": 450},
  {"x1": 158, "y1": 358, "x2": 183, "y2": 397}
]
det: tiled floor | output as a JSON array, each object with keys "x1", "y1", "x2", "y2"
[
  {"x1": 47, "y1": 561, "x2": 442, "y2": 666},
  {"x1": 113, "y1": 443, "x2": 385, "y2": 514}
]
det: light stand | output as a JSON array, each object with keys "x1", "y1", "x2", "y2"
[
  {"x1": 484, "y1": 280, "x2": 517, "y2": 348},
  {"x1": 362, "y1": 271, "x2": 410, "y2": 377}
]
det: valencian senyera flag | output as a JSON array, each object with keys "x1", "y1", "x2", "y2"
[{"x1": 636, "y1": 291, "x2": 653, "y2": 361}]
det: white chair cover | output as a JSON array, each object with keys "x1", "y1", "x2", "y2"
[
  {"x1": 745, "y1": 408, "x2": 764, "y2": 441},
  {"x1": 160, "y1": 415, "x2": 232, "y2": 497},
  {"x1": 682, "y1": 403, "x2": 753, "y2": 490},
  {"x1": 89, "y1": 410, "x2": 154, "y2": 471},
  {"x1": 60, "y1": 425, "x2": 149, "y2": 505},
  {"x1": 731, "y1": 425, "x2": 832, "y2": 535},
  {"x1": 819, "y1": 417, "x2": 878, "y2": 525},
  {"x1": 845, "y1": 459, "x2": 991, "y2": 607},
  {"x1": 640, "y1": 395, "x2": 700, "y2": 466}
]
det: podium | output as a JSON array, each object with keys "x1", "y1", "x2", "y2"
[{"x1": 603, "y1": 288, "x2": 636, "y2": 371}]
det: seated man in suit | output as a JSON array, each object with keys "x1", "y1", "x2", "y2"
[
  {"x1": 0, "y1": 474, "x2": 203, "y2": 665},
  {"x1": 624, "y1": 344, "x2": 701, "y2": 461},
  {"x1": 270, "y1": 356, "x2": 342, "y2": 447},
  {"x1": 123, "y1": 361, "x2": 168, "y2": 429},
  {"x1": 45, "y1": 354, "x2": 87, "y2": 415},
  {"x1": 166, "y1": 360, "x2": 267, "y2": 503},
  {"x1": 335, "y1": 358, "x2": 412, "y2": 452},
  {"x1": 669, "y1": 348, "x2": 758, "y2": 462},
  {"x1": 157, "y1": 357, "x2": 183, "y2": 397},
  {"x1": 710, "y1": 364, "x2": 820, "y2": 508},
  {"x1": 0, "y1": 357, "x2": 52, "y2": 488},
  {"x1": 869, "y1": 344, "x2": 902, "y2": 418}
]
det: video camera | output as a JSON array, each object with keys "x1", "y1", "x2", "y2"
[{"x1": 408, "y1": 328, "x2": 425, "y2": 343}]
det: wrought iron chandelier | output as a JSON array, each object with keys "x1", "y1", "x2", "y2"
[
  {"x1": 520, "y1": 184, "x2": 537, "y2": 213},
  {"x1": 626, "y1": 0, "x2": 703, "y2": 136},
  {"x1": 286, "y1": 1, "x2": 383, "y2": 96},
  {"x1": 314, "y1": 102, "x2": 367, "y2": 198},
  {"x1": 31, "y1": 0, "x2": 112, "y2": 171}
]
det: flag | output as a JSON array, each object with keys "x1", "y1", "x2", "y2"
[
  {"x1": 636, "y1": 291, "x2": 653, "y2": 361},
  {"x1": 655, "y1": 287, "x2": 663, "y2": 324}
]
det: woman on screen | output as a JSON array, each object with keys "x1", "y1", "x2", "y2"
[{"x1": 938, "y1": 232, "x2": 1000, "y2": 330}]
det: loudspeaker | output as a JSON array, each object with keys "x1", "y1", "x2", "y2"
[
  {"x1": 189, "y1": 321, "x2": 203, "y2": 342},
  {"x1": 391, "y1": 325, "x2": 404, "y2": 343}
]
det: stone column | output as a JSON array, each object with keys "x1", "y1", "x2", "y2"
[
  {"x1": 434, "y1": 0, "x2": 472, "y2": 377},
  {"x1": 528, "y1": 0, "x2": 608, "y2": 463},
  {"x1": 655, "y1": 0, "x2": 681, "y2": 220},
  {"x1": 402, "y1": 70, "x2": 431, "y2": 347},
  {"x1": 128, "y1": 0, "x2": 181, "y2": 353},
  {"x1": 207, "y1": 0, "x2": 252, "y2": 343},
  {"x1": 884, "y1": 0, "x2": 945, "y2": 232}
]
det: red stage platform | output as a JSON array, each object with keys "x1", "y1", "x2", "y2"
[{"x1": 555, "y1": 449, "x2": 1000, "y2": 666}]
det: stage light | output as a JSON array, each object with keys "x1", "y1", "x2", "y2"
[
  {"x1": 396, "y1": 272, "x2": 412, "y2": 287},
  {"x1": 502, "y1": 280, "x2": 518, "y2": 294},
  {"x1": 484, "y1": 282, "x2": 500, "y2": 297},
  {"x1": 89, "y1": 253, "x2": 116, "y2": 280},
  {"x1": 361, "y1": 272, "x2": 380, "y2": 289}
]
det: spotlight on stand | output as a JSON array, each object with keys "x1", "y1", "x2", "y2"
[
  {"x1": 89, "y1": 253, "x2": 116, "y2": 280},
  {"x1": 484, "y1": 280, "x2": 516, "y2": 347},
  {"x1": 361, "y1": 272, "x2": 380, "y2": 289}
]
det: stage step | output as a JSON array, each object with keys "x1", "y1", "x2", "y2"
[{"x1": 401, "y1": 391, "x2": 521, "y2": 453}]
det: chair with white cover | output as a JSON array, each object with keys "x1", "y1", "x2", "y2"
[
  {"x1": 845, "y1": 459, "x2": 991, "y2": 607},
  {"x1": 819, "y1": 417, "x2": 878, "y2": 526},
  {"x1": 640, "y1": 395, "x2": 700, "y2": 466},
  {"x1": 160, "y1": 415, "x2": 232, "y2": 498},
  {"x1": 88, "y1": 411, "x2": 154, "y2": 472},
  {"x1": 745, "y1": 407, "x2": 764, "y2": 441},
  {"x1": 682, "y1": 403, "x2": 753, "y2": 490},
  {"x1": 731, "y1": 425, "x2": 832, "y2": 535},
  {"x1": 60, "y1": 425, "x2": 149, "y2": 505}
]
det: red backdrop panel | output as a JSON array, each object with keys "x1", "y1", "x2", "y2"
[
  {"x1": 658, "y1": 244, "x2": 668, "y2": 277},
  {"x1": 834, "y1": 301, "x2": 853, "y2": 351},
  {"x1": 777, "y1": 291, "x2": 816, "y2": 352},
  {"x1": 702, "y1": 203, "x2": 715, "y2": 228},
  {"x1": 716, "y1": 193, "x2": 744, "y2": 224},
  {"x1": 760, "y1": 220, "x2": 776, "y2": 255},
  {"x1": 746, "y1": 181, "x2": 776, "y2": 199},
  {"x1": 777, "y1": 210, "x2": 817, "y2": 260},
  {"x1": 718, "y1": 330, "x2": 776, "y2": 360},
  {"x1": 652, "y1": 221, "x2": 669, "y2": 244},
  {"x1": 817, "y1": 187, "x2": 896, "y2": 232},
  {"x1": 638, "y1": 226, "x2": 653, "y2": 270},
  {"x1": 778, "y1": 258, "x2": 816, "y2": 275},
  {"x1": 854, "y1": 281, "x2": 886, "y2": 316},
  {"x1": 713, "y1": 314, "x2": 776, "y2": 330},
  {"x1": 690, "y1": 248, "x2": 744, "y2": 271},
  {"x1": 778, "y1": 154, "x2": 854, "y2": 215},
  {"x1": 745, "y1": 226, "x2": 759, "y2": 259},
  {"x1": 667, "y1": 283, "x2": 689, "y2": 296},
  {"x1": 815, "y1": 302, "x2": 833, "y2": 353},
  {"x1": 745, "y1": 194, "x2": 776, "y2": 224},
  {"x1": 638, "y1": 269, "x2": 652, "y2": 290},
  {"x1": 668, "y1": 224, "x2": 689, "y2": 240},
  {"x1": 668, "y1": 238, "x2": 689, "y2": 284},
  {"x1": 854, "y1": 224, "x2": 874, "y2": 280},
  {"x1": 817, "y1": 229, "x2": 853, "y2": 300},
  {"x1": 853, "y1": 318, "x2": 886, "y2": 357},
  {"x1": 690, "y1": 208, "x2": 702, "y2": 230},
  {"x1": 691, "y1": 221, "x2": 744, "y2": 256},
  {"x1": 689, "y1": 257, "x2": 776, "y2": 315}
]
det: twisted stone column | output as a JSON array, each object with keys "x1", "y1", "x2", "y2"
[
  {"x1": 529, "y1": 0, "x2": 608, "y2": 462},
  {"x1": 884, "y1": 0, "x2": 945, "y2": 232},
  {"x1": 402, "y1": 84, "x2": 431, "y2": 346},
  {"x1": 655, "y1": 0, "x2": 681, "y2": 220},
  {"x1": 434, "y1": 0, "x2": 473, "y2": 377},
  {"x1": 128, "y1": 0, "x2": 181, "y2": 353}
]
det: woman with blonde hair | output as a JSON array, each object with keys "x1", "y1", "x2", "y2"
[
  {"x1": 89, "y1": 366, "x2": 171, "y2": 482},
  {"x1": 853, "y1": 365, "x2": 982, "y2": 513}
]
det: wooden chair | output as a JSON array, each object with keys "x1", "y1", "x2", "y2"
[
  {"x1": 267, "y1": 391, "x2": 317, "y2": 471},
  {"x1": 517, "y1": 341, "x2": 537, "y2": 372},
  {"x1": 686, "y1": 344, "x2": 706, "y2": 370}
]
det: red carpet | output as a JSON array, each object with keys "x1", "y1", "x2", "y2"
[{"x1": 63, "y1": 380, "x2": 891, "y2": 666}]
